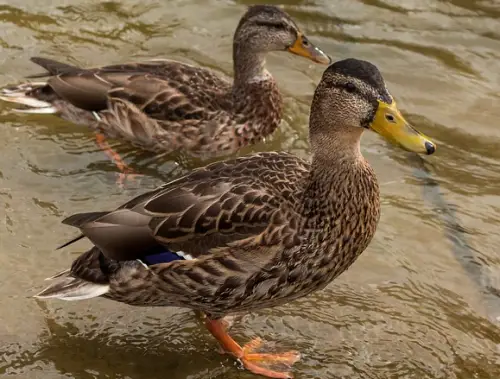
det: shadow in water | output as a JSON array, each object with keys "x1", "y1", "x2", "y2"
[
  {"x1": 407, "y1": 153, "x2": 500, "y2": 320},
  {"x1": 1, "y1": 301, "x2": 241, "y2": 379}
]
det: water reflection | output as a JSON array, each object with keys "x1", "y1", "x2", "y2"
[{"x1": 0, "y1": 0, "x2": 500, "y2": 378}]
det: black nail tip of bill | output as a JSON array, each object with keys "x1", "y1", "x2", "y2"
[{"x1": 425, "y1": 141, "x2": 436, "y2": 155}]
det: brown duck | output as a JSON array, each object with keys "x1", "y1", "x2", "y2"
[
  {"x1": 35, "y1": 58, "x2": 436, "y2": 378},
  {"x1": 0, "y1": 5, "x2": 330, "y2": 176}
]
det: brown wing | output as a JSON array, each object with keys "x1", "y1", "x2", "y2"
[
  {"x1": 62, "y1": 152, "x2": 309, "y2": 261},
  {"x1": 28, "y1": 57, "x2": 82, "y2": 77},
  {"x1": 44, "y1": 59, "x2": 231, "y2": 119}
]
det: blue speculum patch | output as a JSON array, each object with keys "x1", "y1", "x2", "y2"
[{"x1": 142, "y1": 247, "x2": 185, "y2": 265}]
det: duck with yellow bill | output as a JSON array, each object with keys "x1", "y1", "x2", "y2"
[{"x1": 35, "y1": 58, "x2": 435, "y2": 379}]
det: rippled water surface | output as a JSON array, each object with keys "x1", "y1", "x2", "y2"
[{"x1": 1, "y1": 0, "x2": 500, "y2": 378}]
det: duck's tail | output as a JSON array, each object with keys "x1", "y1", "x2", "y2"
[
  {"x1": 34, "y1": 247, "x2": 113, "y2": 301},
  {"x1": 0, "y1": 82, "x2": 58, "y2": 114},
  {"x1": 0, "y1": 57, "x2": 81, "y2": 114},
  {"x1": 34, "y1": 273, "x2": 110, "y2": 301}
]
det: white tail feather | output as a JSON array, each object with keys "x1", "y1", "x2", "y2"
[
  {"x1": 0, "y1": 82, "x2": 57, "y2": 114},
  {"x1": 34, "y1": 277, "x2": 109, "y2": 301},
  {"x1": 13, "y1": 107, "x2": 58, "y2": 114},
  {"x1": 0, "y1": 94, "x2": 52, "y2": 108},
  {"x1": 0, "y1": 82, "x2": 47, "y2": 95}
]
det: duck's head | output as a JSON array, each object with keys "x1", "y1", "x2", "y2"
[
  {"x1": 309, "y1": 58, "x2": 436, "y2": 156},
  {"x1": 233, "y1": 5, "x2": 331, "y2": 65}
]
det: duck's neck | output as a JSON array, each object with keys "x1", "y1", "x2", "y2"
[
  {"x1": 230, "y1": 42, "x2": 283, "y2": 143},
  {"x1": 232, "y1": 43, "x2": 269, "y2": 88},
  {"x1": 309, "y1": 129, "x2": 364, "y2": 165},
  {"x1": 301, "y1": 130, "x2": 380, "y2": 215}
]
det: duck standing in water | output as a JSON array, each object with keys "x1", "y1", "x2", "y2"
[
  {"x1": 0, "y1": 5, "x2": 330, "y2": 179},
  {"x1": 35, "y1": 59, "x2": 435, "y2": 378}
]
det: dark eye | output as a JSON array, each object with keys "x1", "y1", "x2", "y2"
[
  {"x1": 385, "y1": 114, "x2": 395, "y2": 122},
  {"x1": 344, "y1": 82, "x2": 356, "y2": 93}
]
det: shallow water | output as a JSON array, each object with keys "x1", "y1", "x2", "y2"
[{"x1": 1, "y1": 0, "x2": 500, "y2": 378}]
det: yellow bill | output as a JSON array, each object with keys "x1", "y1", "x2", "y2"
[
  {"x1": 370, "y1": 100, "x2": 436, "y2": 155},
  {"x1": 287, "y1": 33, "x2": 331, "y2": 65}
]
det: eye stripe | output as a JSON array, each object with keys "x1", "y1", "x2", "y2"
[{"x1": 253, "y1": 20, "x2": 288, "y2": 30}]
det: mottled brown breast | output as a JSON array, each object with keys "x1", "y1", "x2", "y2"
[
  {"x1": 231, "y1": 78, "x2": 283, "y2": 148},
  {"x1": 292, "y1": 160, "x2": 381, "y2": 291}
]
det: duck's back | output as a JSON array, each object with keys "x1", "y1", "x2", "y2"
[{"x1": 12, "y1": 57, "x2": 281, "y2": 156}]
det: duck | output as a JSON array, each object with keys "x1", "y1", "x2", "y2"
[
  {"x1": 0, "y1": 5, "x2": 331, "y2": 176},
  {"x1": 35, "y1": 58, "x2": 436, "y2": 379}
]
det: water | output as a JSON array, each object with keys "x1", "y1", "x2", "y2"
[{"x1": 1, "y1": 0, "x2": 500, "y2": 378}]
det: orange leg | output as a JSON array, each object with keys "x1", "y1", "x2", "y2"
[
  {"x1": 205, "y1": 318, "x2": 300, "y2": 378},
  {"x1": 95, "y1": 133, "x2": 140, "y2": 185}
]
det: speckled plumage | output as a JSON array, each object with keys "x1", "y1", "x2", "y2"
[
  {"x1": 33, "y1": 58, "x2": 439, "y2": 378},
  {"x1": 57, "y1": 151, "x2": 378, "y2": 318},
  {"x1": 35, "y1": 59, "x2": 396, "y2": 319},
  {"x1": 0, "y1": 5, "x2": 330, "y2": 158}
]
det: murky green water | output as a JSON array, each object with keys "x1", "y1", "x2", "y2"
[{"x1": 1, "y1": 0, "x2": 500, "y2": 378}]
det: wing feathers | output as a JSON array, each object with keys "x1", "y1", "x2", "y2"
[
  {"x1": 28, "y1": 57, "x2": 82, "y2": 77},
  {"x1": 62, "y1": 211, "x2": 110, "y2": 227},
  {"x1": 60, "y1": 154, "x2": 306, "y2": 262},
  {"x1": 48, "y1": 73, "x2": 112, "y2": 111}
]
